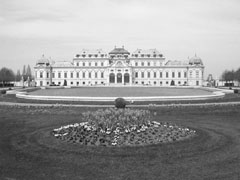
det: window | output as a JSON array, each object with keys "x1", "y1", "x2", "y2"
[
  {"x1": 135, "y1": 62, "x2": 138, "y2": 66},
  {"x1": 172, "y1": 72, "x2": 175, "y2": 78},
  {"x1": 141, "y1": 54, "x2": 144, "y2": 57},
  {"x1": 95, "y1": 54, "x2": 98, "y2": 58},
  {"x1": 160, "y1": 72, "x2": 162, "y2": 78},
  {"x1": 89, "y1": 62, "x2": 91, "y2": 66},
  {"x1": 64, "y1": 72, "x2": 67, "y2": 78},
  {"x1": 135, "y1": 72, "x2": 138, "y2": 78},
  {"x1": 154, "y1": 72, "x2": 157, "y2": 78},
  {"x1": 77, "y1": 72, "x2": 79, "y2": 78},
  {"x1": 83, "y1": 62, "x2": 85, "y2": 66},
  {"x1": 184, "y1": 72, "x2": 187, "y2": 78},
  {"x1": 178, "y1": 81, "x2": 181, "y2": 84},
  {"x1": 83, "y1": 81, "x2": 85, "y2": 85},
  {"x1": 160, "y1": 81, "x2": 162, "y2": 85},
  {"x1": 95, "y1": 62, "x2": 98, "y2": 66},
  {"x1": 101, "y1": 72, "x2": 104, "y2": 78},
  {"x1": 101, "y1": 62, "x2": 104, "y2": 66},
  {"x1": 89, "y1": 72, "x2": 91, "y2": 78},
  {"x1": 71, "y1": 82, "x2": 73, "y2": 85},
  {"x1": 95, "y1": 72, "x2": 98, "y2": 78},
  {"x1": 196, "y1": 71, "x2": 199, "y2": 78},
  {"x1": 46, "y1": 72, "x2": 49, "y2": 78},
  {"x1": 71, "y1": 72, "x2": 73, "y2": 78},
  {"x1": 196, "y1": 81, "x2": 199, "y2": 86},
  {"x1": 178, "y1": 72, "x2": 181, "y2": 78},
  {"x1": 47, "y1": 82, "x2": 49, "y2": 85},
  {"x1": 190, "y1": 71, "x2": 193, "y2": 78},
  {"x1": 166, "y1": 81, "x2": 169, "y2": 84},
  {"x1": 148, "y1": 62, "x2": 150, "y2": 66},
  {"x1": 77, "y1": 62, "x2": 79, "y2": 66},
  {"x1": 166, "y1": 72, "x2": 169, "y2": 78},
  {"x1": 58, "y1": 72, "x2": 61, "y2": 78},
  {"x1": 141, "y1": 62, "x2": 144, "y2": 66},
  {"x1": 52, "y1": 73, "x2": 55, "y2": 78},
  {"x1": 77, "y1": 82, "x2": 79, "y2": 86},
  {"x1": 154, "y1": 81, "x2": 156, "y2": 85},
  {"x1": 88, "y1": 54, "x2": 92, "y2": 58},
  {"x1": 148, "y1": 72, "x2": 150, "y2": 78},
  {"x1": 83, "y1": 72, "x2": 85, "y2": 78},
  {"x1": 40, "y1": 72, "x2": 43, "y2": 78},
  {"x1": 135, "y1": 54, "x2": 138, "y2": 57},
  {"x1": 141, "y1": 72, "x2": 144, "y2": 78}
]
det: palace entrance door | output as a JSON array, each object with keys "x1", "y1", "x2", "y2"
[
  {"x1": 117, "y1": 73, "x2": 122, "y2": 83},
  {"x1": 109, "y1": 73, "x2": 115, "y2": 83},
  {"x1": 124, "y1": 73, "x2": 130, "y2": 84}
]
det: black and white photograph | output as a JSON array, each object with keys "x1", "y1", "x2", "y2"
[{"x1": 0, "y1": 0, "x2": 240, "y2": 179}]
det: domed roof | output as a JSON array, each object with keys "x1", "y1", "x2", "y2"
[
  {"x1": 36, "y1": 55, "x2": 50, "y2": 65},
  {"x1": 189, "y1": 54, "x2": 203, "y2": 65},
  {"x1": 109, "y1": 46, "x2": 130, "y2": 55}
]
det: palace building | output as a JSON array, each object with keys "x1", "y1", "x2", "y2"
[{"x1": 34, "y1": 46, "x2": 204, "y2": 87}]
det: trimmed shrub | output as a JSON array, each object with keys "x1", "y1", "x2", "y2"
[
  {"x1": 234, "y1": 89, "x2": 239, "y2": 94},
  {"x1": 1, "y1": 90, "x2": 6, "y2": 94},
  {"x1": 115, "y1": 98, "x2": 126, "y2": 109}
]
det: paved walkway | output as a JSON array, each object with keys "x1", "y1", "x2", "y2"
[{"x1": 0, "y1": 101, "x2": 240, "y2": 108}]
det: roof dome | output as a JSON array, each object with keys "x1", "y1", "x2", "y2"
[
  {"x1": 36, "y1": 55, "x2": 50, "y2": 65},
  {"x1": 109, "y1": 46, "x2": 130, "y2": 55},
  {"x1": 189, "y1": 54, "x2": 203, "y2": 65}
]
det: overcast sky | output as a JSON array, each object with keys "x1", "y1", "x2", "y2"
[{"x1": 0, "y1": 0, "x2": 240, "y2": 78}]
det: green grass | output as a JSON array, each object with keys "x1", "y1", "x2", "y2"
[
  {"x1": 29, "y1": 87, "x2": 213, "y2": 97},
  {"x1": 0, "y1": 104, "x2": 240, "y2": 179}
]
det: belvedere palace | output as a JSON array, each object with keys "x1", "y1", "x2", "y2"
[{"x1": 34, "y1": 47, "x2": 204, "y2": 87}]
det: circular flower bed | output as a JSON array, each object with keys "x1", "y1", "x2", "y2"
[{"x1": 52, "y1": 108, "x2": 196, "y2": 147}]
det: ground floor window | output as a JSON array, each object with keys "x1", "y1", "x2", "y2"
[
  {"x1": 71, "y1": 82, "x2": 73, "y2": 85},
  {"x1": 77, "y1": 82, "x2": 79, "y2": 85},
  {"x1": 58, "y1": 82, "x2": 61, "y2": 85},
  {"x1": 196, "y1": 81, "x2": 199, "y2": 86},
  {"x1": 83, "y1": 82, "x2": 85, "y2": 85}
]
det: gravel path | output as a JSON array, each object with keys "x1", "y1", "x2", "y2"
[{"x1": 1, "y1": 101, "x2": 240, "y2": 107}]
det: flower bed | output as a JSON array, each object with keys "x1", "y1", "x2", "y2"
[{"x1": 52, "y1": 108, "x2": 196, "y2": 146}]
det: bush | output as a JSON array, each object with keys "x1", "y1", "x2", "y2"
[
  {"x1": 1, "y1": 90, "x2": 6, "y2": 94},
  {"x1": 234, "y1": 89, "x2": 239, "y2": 94},
  {"x1": 115, "y1": 98, "x2": 127, "y2": 109}
]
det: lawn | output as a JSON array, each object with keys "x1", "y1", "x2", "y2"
[
  {"x1": 29, "y1": 87, "x2": 213, "y2": 97},
  {"x1": 0, "y1": 104, "x2": 240, "y2": 180}
]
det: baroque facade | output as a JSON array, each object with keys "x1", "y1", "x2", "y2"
[{"x1": 34, "y1": 47, "x2": 204, "y2": 87}]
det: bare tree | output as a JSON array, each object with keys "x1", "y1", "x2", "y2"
[{"x1": 16, "y1": 69, "x2": 21, "y2": 81}]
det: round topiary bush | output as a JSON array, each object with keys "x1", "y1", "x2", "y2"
[
  {"x1": 1, "y1": 90, "x2": 6, "y2": 94},
  {"x1": 234, "y1": 89, "x2": 239, "y2": 94},
  {"x1": 115, "y1": 97, "x2": 127, "y2": 109}
]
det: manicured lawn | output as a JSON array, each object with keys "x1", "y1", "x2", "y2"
[
  {"x1": 0, "y1": 104, "x2": 240, "y2": 180},
  {"x1": 29, "y1": 87, "x2": 213, "y2": 97}
]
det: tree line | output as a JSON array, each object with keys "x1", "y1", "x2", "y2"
[
  {"x1": 0, "y1": 65, "x2": 33, "y2": 87},
  {"x1": 221, "y1": 68, "x2": 240, "y2": 86}
]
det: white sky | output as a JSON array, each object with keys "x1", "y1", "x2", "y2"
[{"x1": 0, "y1": 0, "x2": 240, "y2": 78}]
